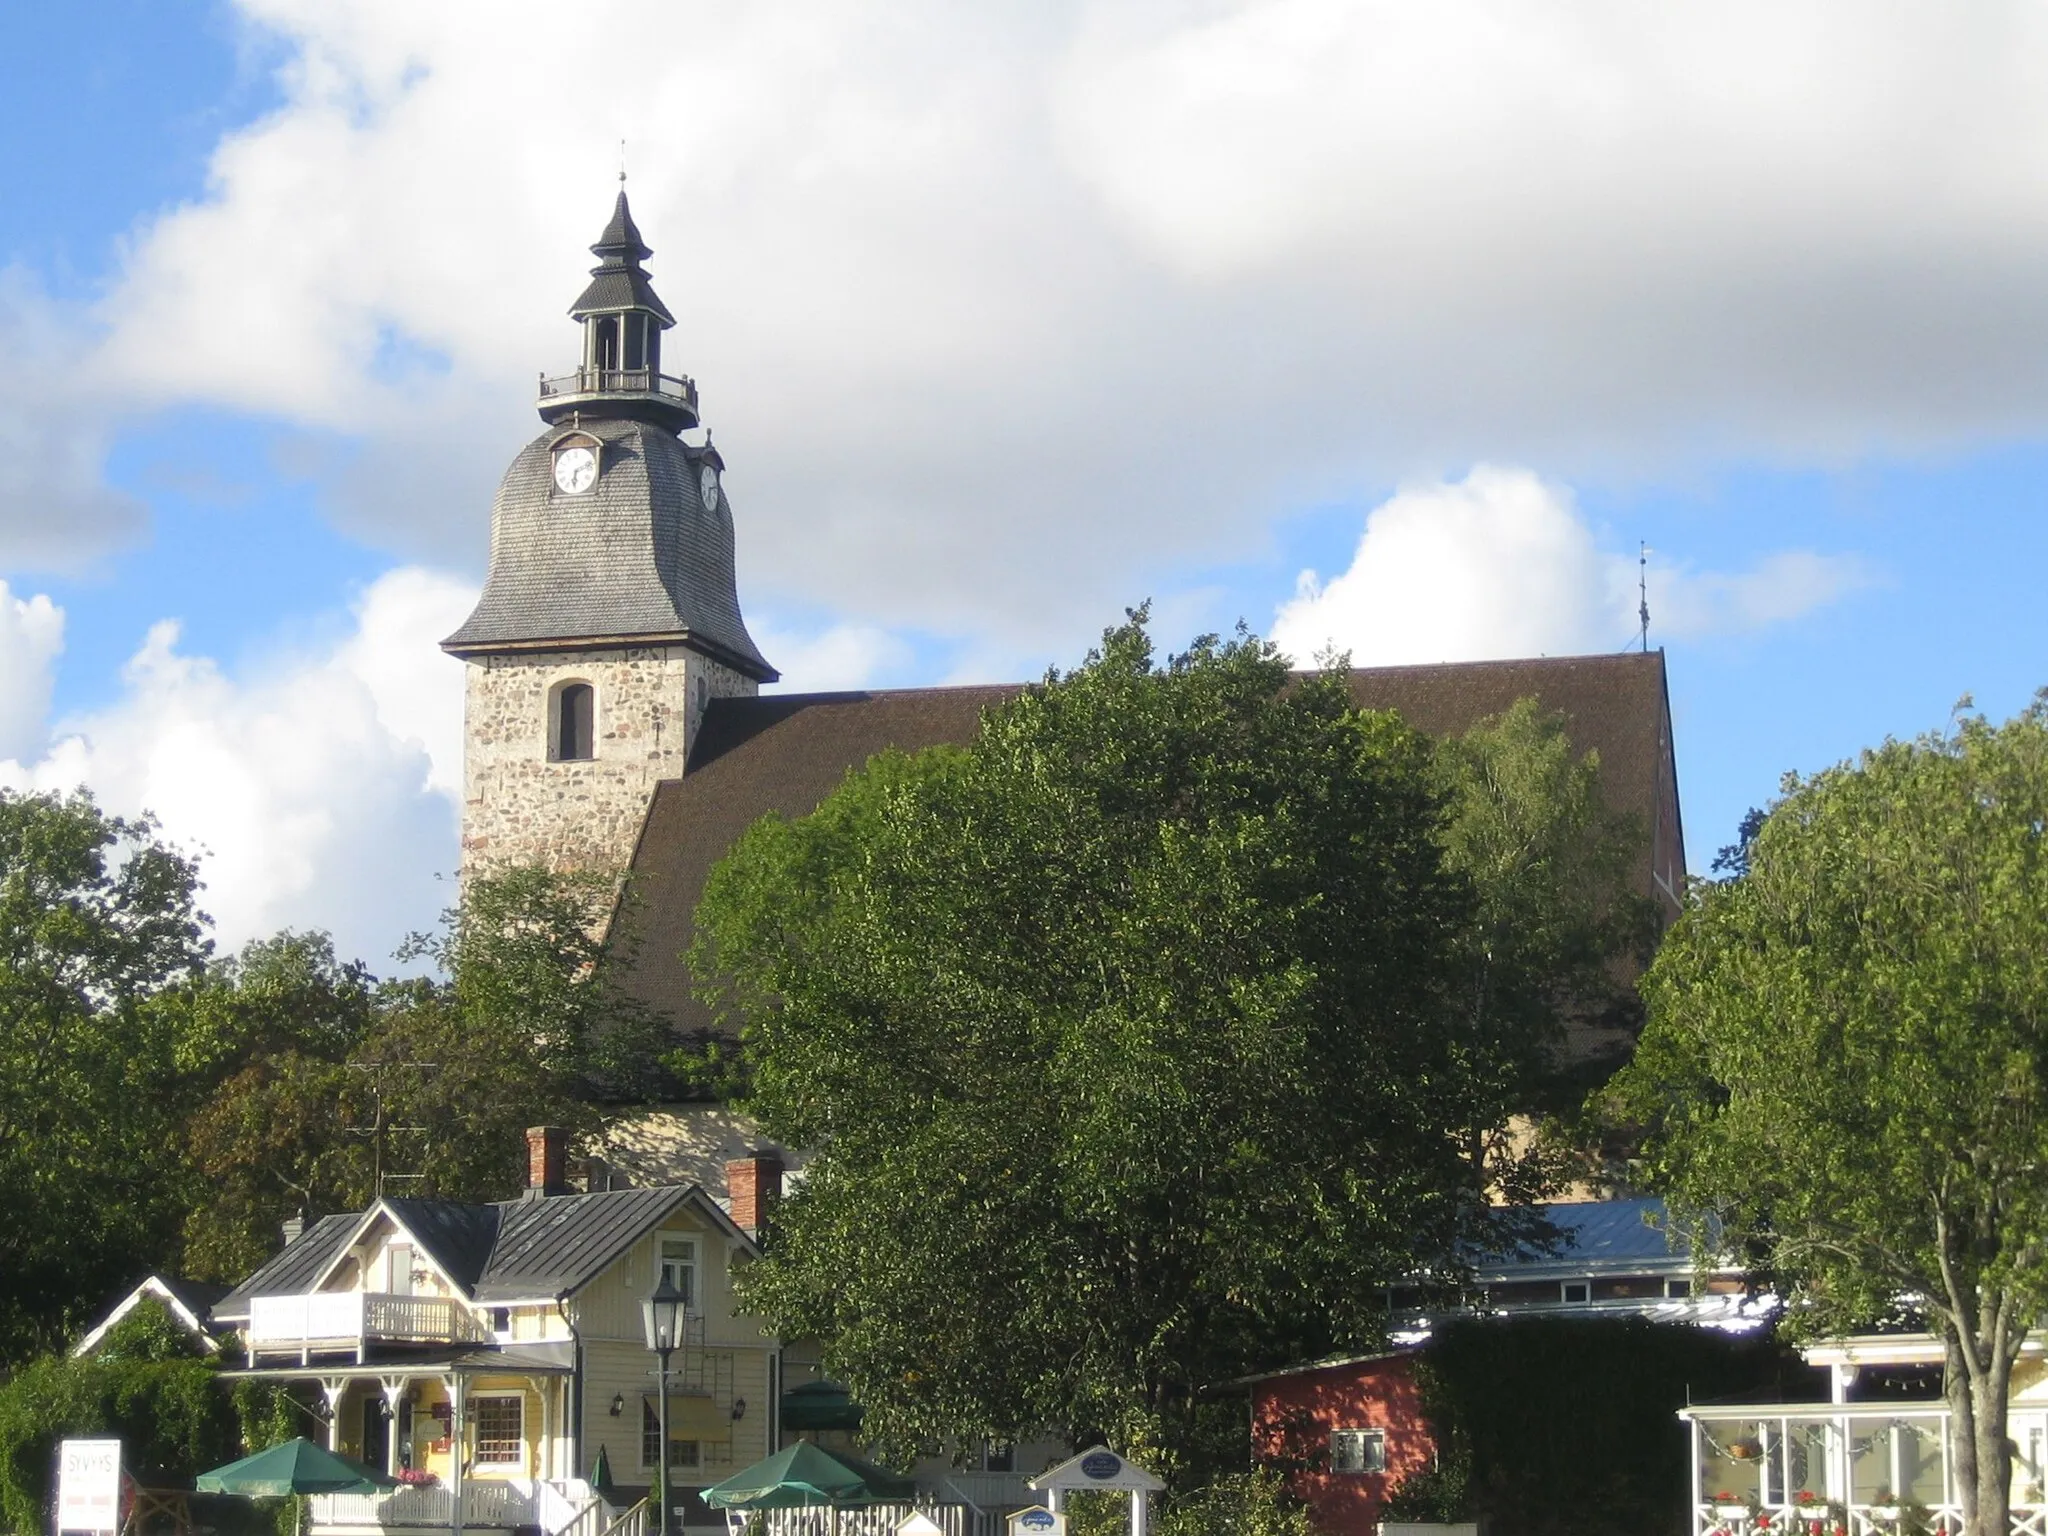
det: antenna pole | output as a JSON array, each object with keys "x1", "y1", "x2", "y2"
[{"x1": 1638, "y1": 542, "x2": 1651, "y2": 652}]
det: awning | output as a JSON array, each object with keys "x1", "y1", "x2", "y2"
[{"x1": 779, "y1": 1380, "x2": 864, "y2": 1433}]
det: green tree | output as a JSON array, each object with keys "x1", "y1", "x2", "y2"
[
  {"x1": 1611, "y1": 696, "x2": 2048, "y2": 1536},
  {"x1": 0, "y1": 790, "x2": 208, "y2": 1364},
  {"x1": 182, "y1": 868, "x2": 654, "y2": 1276},
  {"x1": 695, "y1": 614, "x2": 1528, "y2": 1477},
  {"x1": 1432, "y1": 698, "x2": 1656, "y2": 1177}
]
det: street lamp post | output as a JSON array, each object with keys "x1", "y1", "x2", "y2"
[{"x1": 641, "y1": 1276, "x2": 685, "y2": 1536}]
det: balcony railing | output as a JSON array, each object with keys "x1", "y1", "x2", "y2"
[
  {"x1": 1684, "y1": 1403, "x2": 2048, "y2": 1536},
  {"x1": 309, "y1": 1482, "x2": 531, "y2": 1530},
  {"x1": 537, "y1": 367, "x2": 697, "y2": 410},
  {"x1": 246, "y1": 1293, "x2": 489, "y2": 1359}
]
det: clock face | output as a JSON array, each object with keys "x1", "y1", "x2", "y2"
[
  {"x1": 699, "y1": 464, "x2": 721, "y2": 512},
  {"x1": 553, "y1": 445, "x2": 598, "y2": 495}
]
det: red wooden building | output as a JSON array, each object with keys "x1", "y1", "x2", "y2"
[{"x1": 1242, "y1": 1350, "x2": 1436, "y2": 1536}]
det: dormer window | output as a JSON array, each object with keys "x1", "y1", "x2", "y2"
[{"x1": 551, "y1": 681, "x2": 595, "y2": 761}]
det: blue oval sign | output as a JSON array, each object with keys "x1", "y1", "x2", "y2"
[
  {"x1": 1020, "y1": 1513, "x2": 1057, "y2": 1531},
  {"x1": 1080, "y1": 1451, "x2": 1122, "y2": 1480}
]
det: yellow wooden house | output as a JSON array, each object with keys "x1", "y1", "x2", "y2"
[{"x1": 211, "y1": 1131, "x2": 782, "y2": 1536}]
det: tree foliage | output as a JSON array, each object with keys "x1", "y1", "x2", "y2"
[
  {"x1": 1611, "y1": 695, "x2": 2048, "y2": 1536},
  {"x1": 0, "y1": 791, "x2": 209, "y2": 1363},
  {"x1": 697, "y1": 614, "x2": 1562, "y2": 1475},
  {"x1": 184, "y1": 867, "x2": 655, "y2": 1279},
  {"x1": 1433, "y1": 697, "x2": 1657, "y2": 1132}
]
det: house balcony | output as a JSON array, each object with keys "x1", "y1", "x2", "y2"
[
  {"x1": 1683, "y1": 1402, "x2": 2048, "y2": 1536},
  {"x1": 246, "y1": 1293, "x2": 491, "y2": 1362},
  {"x1": 535, "y1": 367, "x2": 699, "y2": 428}
]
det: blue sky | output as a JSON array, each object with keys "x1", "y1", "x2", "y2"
[{"x1": 2, "y1": 0, "x2": 2045, "y2": 965}]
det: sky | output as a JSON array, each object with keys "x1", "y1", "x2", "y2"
[{"x1": 2, "y1": 0, "x2": 2045, "y2": 969}]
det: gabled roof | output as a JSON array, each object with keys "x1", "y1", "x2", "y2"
[
  {"x1": 474, "y1": 1187, "x2": 693, "y2": 1301},
  {"x1": 73, "y1": 1275, "x2": 233, "y2": 1356},
  {"x1": 212, "y1": 1213, "x2": 358, "y2": 1322},
  {"x1": 210, "y1": 1186, "x2": 750, "y2": 1315},
  {"x1": 617, "y1": 651, "x2": 1680, "y2": 1038}
]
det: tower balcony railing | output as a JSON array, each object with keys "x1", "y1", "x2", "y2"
[{"x1": 537, "y1": 366, "x2": 697, "y2": 411}]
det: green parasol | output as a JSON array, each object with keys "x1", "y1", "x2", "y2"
[
  {"x1": 195, "y1": 1439, "x2": 395, "y2": 1498},
  {"x1": 702, "y1": 1442, "x2": 914, "y2": 1511}
]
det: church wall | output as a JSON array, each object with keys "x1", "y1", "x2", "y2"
[{"x1": 461, "y1": 644, "x2": 755, "y2": 878}]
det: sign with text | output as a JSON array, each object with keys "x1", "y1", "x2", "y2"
[
  {"x1": 1007, "y1": 1508, "x2": 1065, "y2": 1536},
  {"x1": 56, "y1": 1439, "x2": 121, "y2": 1534}
]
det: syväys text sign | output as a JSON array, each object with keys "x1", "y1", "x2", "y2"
[
  {"x1": 57, "y1": 1439, "x2": 122, "y2": 1534},
  {"x1": 1007, "y1": 1508, "x2": 1065, "y2": 1535}
]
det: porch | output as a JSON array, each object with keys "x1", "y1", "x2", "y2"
[{"x1": 1683, "y1": 1403, "x2": 2048, "y2": 1536}]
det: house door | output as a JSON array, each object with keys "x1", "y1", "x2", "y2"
[
  {"x1": 361, "y1": 1399, "x2": 390, "y2": 1473},
  {"x1": 388, "y1": 1244, "x2": 413, "y2": 1295}
]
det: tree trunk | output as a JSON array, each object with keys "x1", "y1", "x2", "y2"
[
  {"x1": 1973, "y1": 1360, "x2": 2014, "y2": 1536},
  {"x1": 1946, "y1": 1319, "x2": 2016, "y2": 1536}
]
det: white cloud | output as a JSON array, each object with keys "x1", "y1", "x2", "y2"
[
  {"x1": 0, "y1": 579, "x2": 64, "y2": 760},
  {"x1": 1271, "y1": 466, "x2": 1870, "y2": 666},
  {"x1": 753, "y1": 618, "x2": 917, "y2": 695},
  {"x1": 0, "y1": 567, "x2": 475, "y2": 966},
  {"x1": 0, "y1": 268, "x2": 145, "y2": 571},
  {"x1": 80, "y1": 1, "x2": 2048, "y2": 650}
]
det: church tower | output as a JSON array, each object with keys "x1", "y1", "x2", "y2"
[{"x1": 444, "y1": 190, "x2": 776, "y2": 877}]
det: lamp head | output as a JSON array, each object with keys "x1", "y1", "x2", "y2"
[{"x1": 642, "y1": 1274, "x2": 686, "y2": 1352}]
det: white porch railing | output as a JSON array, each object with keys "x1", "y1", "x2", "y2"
[
  {"x1": 1684, "y1": 1403, "x2": 2048, "y2": 1536},
  {"x1": 733, "y1": 1509, "x2": 965, "y2": 1536},
  {"x1": 308, "y1": 1481, "x2": 533, "y2": 1529},
  {"x1": 248, "y1": 1293, "x2": 489, "y2": 1357}
]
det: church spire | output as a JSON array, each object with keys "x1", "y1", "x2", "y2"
[{"x1": 538, "y1": 189, "x2": 695, "y2": 432}]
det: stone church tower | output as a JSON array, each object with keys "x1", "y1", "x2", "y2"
[{"x1": 443, "y1": 191, "x2": 776, "y2": 877}]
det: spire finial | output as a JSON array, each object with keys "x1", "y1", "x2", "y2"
[{"x1": 619, "y1": 138, "x2": 627, "y2": 185}]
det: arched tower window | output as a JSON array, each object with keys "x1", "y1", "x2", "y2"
[{"x1": 550, "y1": 681, "x2": 595, "y2": 761}]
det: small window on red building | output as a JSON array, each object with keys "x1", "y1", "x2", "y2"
[{"x1": 1331, "y1": 1429, "x2": 1386, "y2": 1475}]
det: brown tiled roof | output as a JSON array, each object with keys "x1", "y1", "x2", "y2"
[{"x1": 616, "y1": 652, "x2": 1679, "y2": 1039}]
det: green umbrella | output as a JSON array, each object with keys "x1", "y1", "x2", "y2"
[
  {"x1": 196, "y1": 1438, "x2": 395, "y2": 1498},
  {"x1": 702, "y1": 1442, "x2": 914, "y2": 1511}
]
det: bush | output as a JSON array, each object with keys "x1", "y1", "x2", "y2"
[
  {"x1": 0, "y1": 1303, "x2": 305, "y2": 1536},
  {"x1": 1391, "y1": 1316, "x2": 1822, "y2": 1536},
  {"x1": 1065, "y1": 1470, "x2": 1314, "y2": 1536}
]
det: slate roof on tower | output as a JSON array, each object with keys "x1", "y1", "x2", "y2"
[
  {"x1": 571, "y1": 189, "x2": 674, "y2": 322},
  {"x1": 613, "y1": 651, "x2": 1683, "y2": 1040},
  {"x1": 441, "y1": 416, "x2": 775, "y2": 678}
]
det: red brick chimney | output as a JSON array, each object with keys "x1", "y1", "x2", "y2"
[
  {"x1": 526, "y1": 1126, "x2": 569, "y2": 1197},
  {"x1": 726, "y1": 1150, "x2": 784, "y2": 1235}
]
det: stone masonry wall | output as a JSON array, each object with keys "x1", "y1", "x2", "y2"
[{"x1": 460, "y1": 644, "x2": 756, "y2": 879}]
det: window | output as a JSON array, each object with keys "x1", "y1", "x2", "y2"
[
  {"x1": 473, "y1": 1396, "x2": 523, "y2": 1465},
  {"x1": 981, "y1": 1443, "x2": 1014, "y2": 1473},
  {"x1": 1331, "y1": 1429, "x2": 1387, "y2": 1475},
  {"x1": 551, "y1": 682, "x2": 594, "y2": 762},
  {"x1": 1561, "y1": 1280, "x2": 1591, "y2": 1304},
  {"x1": 659, "y1": 1239, "x2": 698, "y2": 1312},
  {"x1": 487, "y1": 1307, "x2": 511, "y2": 1333},
  {"x1": 640, "y1": 1401, "x2": 701, "y2": 1470},
  {"x1": 1666, "y1": 1277, "x2": 1693, "y2": 1299}
]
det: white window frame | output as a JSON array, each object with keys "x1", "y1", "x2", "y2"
[
  {"x1": 639, "y1": 1399, "x2": 702, "y2": 1472},
  {"x1": 659, "y1": 1238, "x2": 698, "y2": 1314},
  {"x1": 1331, "y1": 1428, "x2": 1387, "y2": 1475},
  {"x1": 1561, "y1": 1280, "x2": 1591, "y2": 1304},
  {"x1": 472, "y1": 1393, "x2": 525, "y2": 1466},
  {"x1": 1666, "y1": 1276, "x2": 1693, "y2": 1299}
]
